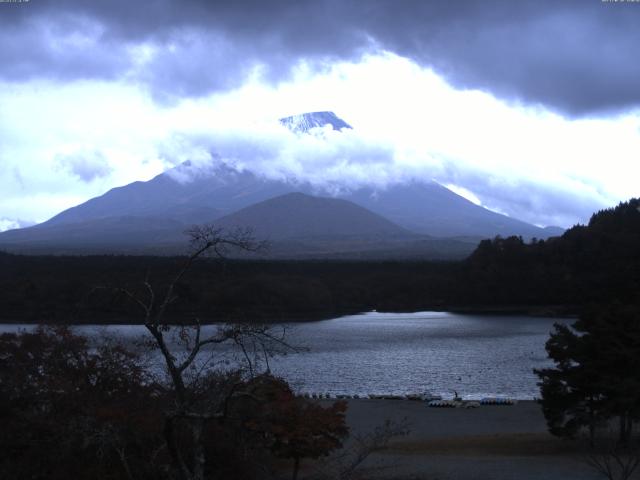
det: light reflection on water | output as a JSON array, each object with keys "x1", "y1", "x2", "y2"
[
  {"x1": 1, "y1": 311, "x2": 572, "y2": 399},
  {"x1": 269, "y1": 312, "x2": 572, "y2": 399}
]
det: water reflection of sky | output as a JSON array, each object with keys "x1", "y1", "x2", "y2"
[{"x1": 1, "y1": 312, "x2": 573, "y2": 399}]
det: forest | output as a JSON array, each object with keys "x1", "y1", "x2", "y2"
[{"x1": 0, "y1": 199, "x2": 638, "y2": 325}]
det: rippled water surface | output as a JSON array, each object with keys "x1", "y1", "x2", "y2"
[
  {"x1": 1, "y1": 312, "x2": 573, "y2": 399},
  {"x1": 269, "y1": 312, "x2": 572, "y2": 399}
]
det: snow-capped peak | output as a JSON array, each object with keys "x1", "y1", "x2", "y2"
[{"x1": 279, "y1": 111, "x2": 352, "y2": 134}]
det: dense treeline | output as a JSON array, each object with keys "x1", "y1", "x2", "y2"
[
  {"x1": 0, "y1": 198, "x2": 638, "y2": 324},
  {"x1": 0, "y1": 254, "x2": 460, "y2": 323},
  {"x1": 466, "y1": 198, "x2": 640, "y2": 308}
]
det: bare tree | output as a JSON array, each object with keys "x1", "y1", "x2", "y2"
[
  {"x1": 108, "y1": 225, "x2": 291, "y2": 480},
  {"x1": 584, "y1": 432, "x2": 640, "y2": 480},
  {"x1": 312, "y1": 418, "x2": 411, "y2": 480}
]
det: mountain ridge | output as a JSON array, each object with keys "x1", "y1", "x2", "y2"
[
  {"x1": 0, "y1": 111, "x2": 565, "y2": 256},
  {"x1": 29, "y1": 159, "x2": 559, "y2": 239}
]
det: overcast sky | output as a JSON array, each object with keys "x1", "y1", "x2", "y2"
[{"x1": 1, "y1": 0, "x2": 639, "y2": 230}]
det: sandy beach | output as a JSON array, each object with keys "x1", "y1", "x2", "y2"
[{"x1": 327, "y1": 399, "x2": 603, "y2": 480}]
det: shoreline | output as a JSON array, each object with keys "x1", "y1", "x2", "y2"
[
  {"x1": 0, "y1": 304, "x2": 578, "y2": 325},
  {"x1": 326, "y1": 399, "x2": 600, "y2": 480}
]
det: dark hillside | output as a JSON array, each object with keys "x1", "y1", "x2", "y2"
[
  {"x1": 213, "y1": 192, "x2": 411, "y2": 240},
  {"x1": 463, "y1": 199, "x2": 640, "y2": 307},
  {"x1": 0, "y1": 199, "x2": 637, "y2": 324}
]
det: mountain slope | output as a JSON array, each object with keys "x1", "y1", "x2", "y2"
[
  {"x1": 0, "y1": 192, "x2": 477, "y2": 259},
  {"x1": 341, "y1": 182, "x2": 550, "y2": 238},
  {"x1": 212, "y1": 192, "x2": 476, "y2": 260},
  {"x1": 26, "y1": 159, "x2": 558, "y2": 240},
  {"x1": 213, "y1": 192, "x2": 411, "y2": 240},
  {"x1": 0, "y1": 216, "x2": 187, "y2": 254},
  {"x1": 43, "y1": 161, "x2": 293, "y2": 227},
  {"x1": 0, "y1": 111, "x2": 564, "y2": 255}
]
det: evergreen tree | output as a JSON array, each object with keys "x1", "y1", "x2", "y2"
[{"x1": 536, "y1": 304, "x2": 640, "y2": 445}]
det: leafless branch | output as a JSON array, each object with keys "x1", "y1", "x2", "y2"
[
  {"x1": 585, "y1": 447, "x2": 640, "y2": 480},
  {"x1": 93, "y1": 224, "x2": 287, "y2": 480},
  {"x1": 313, "y1": 417, "x2": 411, "y2": 480},
  {"x1": 583, "y1": 433, "x2": 640, "y2": 480}
]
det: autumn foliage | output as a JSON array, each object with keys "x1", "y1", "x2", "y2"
[
  {"x1": 239, "y1": 375, "x2": 349, "y2": 479},
  {"x1": 0, "y1": 327, "x2": 349, "y2": 480}
]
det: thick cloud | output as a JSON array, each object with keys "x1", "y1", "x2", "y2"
[
  {"x1": 55, "y1": 150, "x2": 113, "y2": 182},
  {"x1": 2, "y1": 0, "x2": 639, "y2": 114},
  {"x1": 210, "y1": 124, "x2": 436, "y2": 190},
  {"x1": 0, "y1": 42, "x2": 635, "y2": 228},
  {"x1": 158, "y1": 119, "x2": 613, "y2": 228},
  {"x1": 0, "y1": 218, "x2": 34, "y2": 233},
  {"x1": 437, "y1": 165, "x2": 609, "y2": 228}
]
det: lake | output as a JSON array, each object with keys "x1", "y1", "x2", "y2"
[{"x1": 1, "y1": 311, "x2": 573, "y2": 400}]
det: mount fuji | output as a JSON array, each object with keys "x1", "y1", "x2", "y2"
[
  {"x1": 279, "y1": 111, "x2": 352, "y2": 133},
  {"x1": 0, "y1": 112, "x2": 562, "y2": 256}
]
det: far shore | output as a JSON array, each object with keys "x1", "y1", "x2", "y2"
[{"x1": 0, "y1": 304, "x2": 579, "y2": 325}]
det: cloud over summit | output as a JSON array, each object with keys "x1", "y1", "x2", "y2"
[
  {"x1": 156, "y1": 106, "x2": 618, "y2": 228},
  {"x1": 0, "y1": 1, "x2": 638, "y2": 229}
]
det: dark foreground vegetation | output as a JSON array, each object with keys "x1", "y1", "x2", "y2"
[
  {"x1": 0, "y1": 326, "x2": 352, "y2": 480},
  {"x1": 520, "y1": 201, "x2": 640, "y2": 479},
  {"x1": 536, "y1": 303, "x2": 640, "y2": 480},
  {"x1": 0, "y1": 199, "x2": 638, "y2": 324}
]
